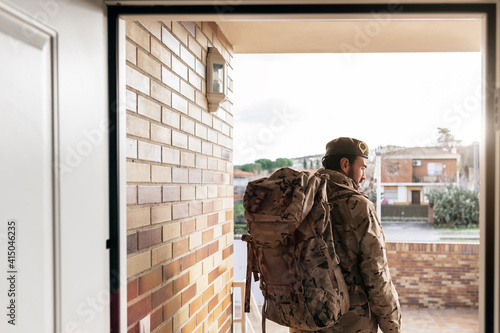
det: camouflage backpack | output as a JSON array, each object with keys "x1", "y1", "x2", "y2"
[{"x1": 241, "y1": 167, "x2": 350, "y2": 332}]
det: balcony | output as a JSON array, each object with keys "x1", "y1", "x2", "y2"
[
  {"x1": 412, "y1": 175, "x2": 457, "y2": 183},
  {"x1": 233, "y1": 223, "x2": 479, "y2": 332}
]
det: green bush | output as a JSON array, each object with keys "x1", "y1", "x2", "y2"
[
  {"x1": 234, "y1": 201, "x2": 247, "y2": 234},
  {"x1": 425, "y1": 185, "x2": 479, "y2": 227},
  {"x1": 234, "y1": 201, "x2": 245, "y2": 221}
]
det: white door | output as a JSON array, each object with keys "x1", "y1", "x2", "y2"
[
  {"x1": 0, "y1": 1, "x2": 110, "y2": 332},
  {"x1": 0, "y1": 3, "x2": 57, "y2": 332}
]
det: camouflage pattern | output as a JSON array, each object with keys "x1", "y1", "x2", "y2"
[
  {"x1": 242, "y1": 168, "x2": 350, "y2": 332},
  {"x1": 291, "y1": 169, "x2": 402, "y2": 333}
]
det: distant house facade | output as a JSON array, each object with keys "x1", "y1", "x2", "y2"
[
  {"x1": 381, "y1": 147, "x2": 460, "y2": 205},
  {"x1": 291, "y1": 154, "x2": 323, "y2": 170},
  {"x1": 234, "y1": 169, "x2": 259, "y2": 200}
]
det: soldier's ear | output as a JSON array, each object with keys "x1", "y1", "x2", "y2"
[{"x1": 340, "y1": 157, "x2": 350, "y2": 175}]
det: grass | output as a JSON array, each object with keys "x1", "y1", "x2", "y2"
[{"x1": 435, "y1": 225, "x2": 479, "y2": 230}]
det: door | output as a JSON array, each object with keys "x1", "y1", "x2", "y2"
[
  {"x1": 0, "y1": 4, "x2": 57, "y2": 331},
  {"x1": 0, "y1": 1, "x2": 110, "y2": 332},
  {"x1": 411, "y1": 190, "x2": 421, "y2": 205}
]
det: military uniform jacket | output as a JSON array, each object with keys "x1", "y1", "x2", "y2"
[{"x1": 292, "y1": 169, "x2": 402, "y2": 333}]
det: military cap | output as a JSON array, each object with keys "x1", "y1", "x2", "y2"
[{"x1": 324, "y1": 137, "x2": 369, "y2": 159}]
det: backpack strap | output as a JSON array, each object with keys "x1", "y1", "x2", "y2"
[
  {"x1": 330, "y1": 181, "x2": 368, "y2": 200},
  {"x1": 307, "y1": 215, "x2": 350, "y2": 316},
  {"x1": 242, "y1": 234, "x2": 255, "y2": 313}
]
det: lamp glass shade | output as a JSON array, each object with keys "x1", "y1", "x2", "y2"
[{"x1": 212, "y1": 63, "x2": 224, "y2": 93}]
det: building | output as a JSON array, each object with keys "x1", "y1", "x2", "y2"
[
  {"x1": 233, "y1": 169, "x2": 258, "y2": 200},
  {"x1": 381, "y1": 147, "x2": 460, "y2": 205},
  {"x1": 291, "y1": 154, "x2": 323, "y2": 170}
]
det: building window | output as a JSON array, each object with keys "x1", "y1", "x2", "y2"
[
  {"x1": 387, "y1": 163, "x2": 400, "y2": 175},
  {"x1": 427, "y1": 162, "x2": 443, "y2": 176},
  {"x1": 384, "y1": 189, "x2": 398, "y2": 203}
]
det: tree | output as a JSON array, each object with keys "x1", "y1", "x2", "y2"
[
  {"x1": 274, "y1": 158, "x2": 293, "y2": 169},
  {"x1": 303, "y1": 158, "x2": 307, "y2": 169},
  {"x1": 255, "y1": 158, "x2": 274, "y2": 172},
  {"x1": 239, "y1": 163, "x2": 262, "y2": 174},
  {"x1": 437, "y1": 127, "x2": 460, "y2": 149}
]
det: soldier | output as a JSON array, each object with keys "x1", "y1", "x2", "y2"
[{"x1": 291, "y1": 137, "x2": 402, "y2": 333}]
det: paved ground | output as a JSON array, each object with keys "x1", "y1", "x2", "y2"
[
  {"x1": 233, "y1": 223, "x2": 480, "y2": 332},
  {"x1": 381, "y1": 222, "x2": 479, "y2": 243},
  {"x1": 234, "y1": 307, "x2": 478, "y2": 333}
]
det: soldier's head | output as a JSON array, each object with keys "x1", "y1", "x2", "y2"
[{"x1": 322, "y1": 137, "x2": 369, "y2": 186}]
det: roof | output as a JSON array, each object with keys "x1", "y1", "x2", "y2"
[
  {"x1": 233, "y1": 169, "x2": 258, "y2": 178},
  {"x1": 383, "y1": 146, "x2": 460, "y2": 159}
]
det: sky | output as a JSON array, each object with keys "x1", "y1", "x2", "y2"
[{"x1": 231, "y1": 52, "x2": 482, "y2": 165}]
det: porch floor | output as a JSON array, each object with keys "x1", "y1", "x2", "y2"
[{"x1": 233, "y1": 307, "x2": 478, "y2": 333}]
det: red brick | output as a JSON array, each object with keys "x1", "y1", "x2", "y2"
[
  {"x1": 181, "y1": 252, "x2": 196, "y2": 270},
  {"x1": 222, "y1": 293, "x2": 231, "y2": 309},
  {"x1": 128, "y1": 323, "x2": 137, "y2": 333},
  {"x1": 182, "y1": 284, "x2": 197, "y2": 306},
  {"x1": 202, "y1": 201, "x2": 213, "y2": 213},
  {"x1": 202, "y1": 229, "x2": 213, "y2": 243},
  {"x1": 202, "y1": 285, "x2": 213, "y2": 303},
  {"x1": 127, "y1": 233, "x2": 138, "y2": 254},
  {"x1": 196, "y1": 304, "x2": 209, "y2": 326},
  {"x1": 222, "y1": 245, "x2": 232, "y2": 260},
  {"x1": 208, "y1": 241, "x2": 218, "y2": 256},
  {"x1": 181, "y1": 316, "x2": 197, "y2": 333},
  {"x1": 139, "y1": 267, "x2": 163, "y2": 294},
  {"x1": 156, "y1": 319, "x2": 173, "y2": 333},
  {"x1": 163, "y1": 294, "x2": 181, "y2": 319},
  {"x1": 208, "y1": 268, "x2": 218, "y2": 284},
  {"x1": 208, "y1": 295, "x2": 218, "y2": 312},
  {"x1": 127, "y1": 279, "x2": 138, "y2": 302},
  {"x1": 196, "y1": 245, "x2": 209, "y2": 261},
  {"x1": 151, "y1": 307, "x2": 163, "y2": 331},
  {"x1": 138, "y1": 227, "x2": 162, "y2": 250},
  {"x1": 173, "y1": 238, "x2": 189, "y2": 257},
  {"x1": 222, "y1": 222, "x2": 230, "y2": 235},
  {"x1": 189, "y1": 294, "x2": 203, "y2": 315},
  {"x1": 220, "y1": 313, "x2": 232, "y2": 333},
  {"x1": 127, "y1": 295, "x2": 152, "y2": 326},
  {"x1": 152, "y1": 282, "x2": 173, "y2": 308},
  {"x1": 181, "y1": 219, "x2": 196, "y2": 235},
  {"x1": 163, "y1": 259, "x2": 181, "y2": 281},
  {"x1": 218, "y1": 305, "x2": 230, "y2": 327},
  {"x1": 193, "y1": 325, "x2": 202, "y2": 333},
  {"x1": 173, "y1": 272, "x2": 189, "y2": 293},
  {"x1": 225, "y1": 209, "x2": 233, "y2": 221},
  {"x1": 207, "y1": 213, "x2": 218, "y2": 226}
]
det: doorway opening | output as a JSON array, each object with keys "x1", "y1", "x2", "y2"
[{"x1": 107, "y1": 4, "x2": 497, "y2": 333}]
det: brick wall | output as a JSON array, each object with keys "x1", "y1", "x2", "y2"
[
  {"x1": 381, "y1": 158, "x2": 413, "y2": 183},
  {"x1": 126, "y1": 21, "x2": 234, "y2": 333},
  {"x1": 413, "y1": 158, "x2": 458, "y2": 180},
  {"x1": 386, "y1": 242, "x2": 479, "y2": 308}
]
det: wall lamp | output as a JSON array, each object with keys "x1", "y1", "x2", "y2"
[{"x1": 206, "y1": 47, "x2": 228, "y2": 112}]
